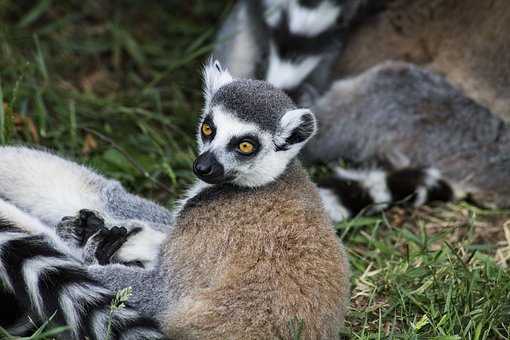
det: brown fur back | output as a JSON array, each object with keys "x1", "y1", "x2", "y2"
[
  {"x1": 335, "y1": 0, "x2": 510, "y2": 121},
  {"x1": 160, "y1": 163, "x2": 350, "y2": 339}
]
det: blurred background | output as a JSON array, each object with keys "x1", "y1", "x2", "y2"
[{"x1": 0, "y1": 1, "x2": 233, "y2": 206}]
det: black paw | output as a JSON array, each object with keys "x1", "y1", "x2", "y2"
[
  {"x1": 77, "y1": 209, "x2": 107, "y2": 246},
  {"x1": 95, "y1": 226, "x2": 128, "y2": 265},
  {"x1": 57, "y1": 209, "x2": 106, "y2": 248}
]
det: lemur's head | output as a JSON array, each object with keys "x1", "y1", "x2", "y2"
[{"x1": 193, "y1": 60, "x2": 317, "y2": 187}]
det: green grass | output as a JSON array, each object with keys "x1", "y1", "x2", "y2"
[
  {"x1": 340, "y1": 205, "x2": 510, "y2": 339},
  {"x1": 0, "y1": 1, "x2": 509, "y2": 339}
]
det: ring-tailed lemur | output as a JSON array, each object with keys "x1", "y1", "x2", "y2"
[
  {"x1": 0, "y1": 61, "x2": 457, "y2": 338},
  {"x1": 0, "y1": 61, "x2": 351, "y2": 338}
]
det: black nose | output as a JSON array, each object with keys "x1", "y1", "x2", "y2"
[
  {"x1": 193, "y1": 160, "x2": 212, "y2": 176},
  {"x1": 193, "y1": 151, "x2": 225, "y2": 184}
]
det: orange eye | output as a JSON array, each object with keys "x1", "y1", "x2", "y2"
[
  {"x1": 238, "y1": 141, "x2": 255, "y2": 154},
  {"x1": 201, "y1": 123, "x2": 213, "y2": 136}
]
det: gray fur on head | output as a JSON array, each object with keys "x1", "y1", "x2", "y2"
[{"x1": 212, "y1": 79, "x2": 296, "y2": 132}]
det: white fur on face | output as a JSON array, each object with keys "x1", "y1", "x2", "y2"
[
  {"x1": 288, "y1": 0, "x2": 341, "y2": 36},
  {"x1": 205, "y1": 106, "x2": 264, "y2": 155},
  {"x1": 265, "y1": 43, "x2": 321, "y2": 90},
  {"x1": 231, "y1": 142, "x2": 296, "y2": 187},
  {"x1": 199, "y1": 107, "x2": 297, "y2": 188},
  {"x1": 199, "y1": 60, "x2": 236, "y2": 151}
]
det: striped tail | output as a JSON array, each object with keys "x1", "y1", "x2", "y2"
[
  {"x1": 260, "y1": 0, "x2": 393, "y2": 108},
  {"x1": 317, "y1": 167, "x2": 460, "y2": 222},
  {"x1": 0, "y1": 220, "x2": 167, "y2": 340},
  {"x1": 263, "y1": 0, "x2": 344, "y2": 93},
  {"x1": 0, "y1": 288, "x2": 26, "y2": 333}
]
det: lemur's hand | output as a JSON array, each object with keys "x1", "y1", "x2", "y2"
[
  {"x1": 57, "y1": 209, "x2": 131, "y2": 265},
  {"x1": 56, "y1": 209, "x2": 162, "y2": 268},
  {"x1": 83, "y1": 226, "x2": 129, "y2": 265},
  {"x1": 56, "y1": 209, "x2": 106, "y2": 248},
  {"x1": 78, "y1": 209, "x2": 107, "y2": 245}
]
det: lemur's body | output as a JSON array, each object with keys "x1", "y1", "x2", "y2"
[
  {"x1": 0, "y1": 161, "x2": 350, "y2": 339},
  {"x1": 0, "y1": 61, "x2": 451, "y2": 338},
  {"x1": 161, "y1": 161, "x2": 349, "y2": 338},
  {"x1": 334, "y1": 0, "x2": 510, "y2": 122},
  {"x1": 308, "y1": 62, "x2": 510, "y2": 208},
  {"x1": 214, "y1": 0, "x2": 510, "y2": 208}
]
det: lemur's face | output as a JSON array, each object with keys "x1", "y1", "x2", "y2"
[{"x1": 193, "y1": 61, "x2": 317, "y2": 188}]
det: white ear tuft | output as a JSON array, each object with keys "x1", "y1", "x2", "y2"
[
  {"x1": 203, "y1": 59, "x2": 234, "y2": 109},
  {"x1": 275, "y1": 108, "x2": 317, "y2": 151}
]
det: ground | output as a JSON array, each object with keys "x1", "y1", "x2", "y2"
[{"x1": 0, "y1": 1, "x2": 508, "y2": 339}]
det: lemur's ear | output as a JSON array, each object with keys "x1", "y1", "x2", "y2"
[
  {"x1": 275, "y1": 108, "x2": 317, "y2": 152},
  {"x1": 203, "y1": 59, "x2": 234, "y2": 108}
]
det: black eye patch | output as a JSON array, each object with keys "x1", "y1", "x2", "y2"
[
  {"x1": 200, "y1": 115, "x2": 216, "y2": 141},
  {"x1": 227, "y1": 135, "x2": 261, "y2": 157}
]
